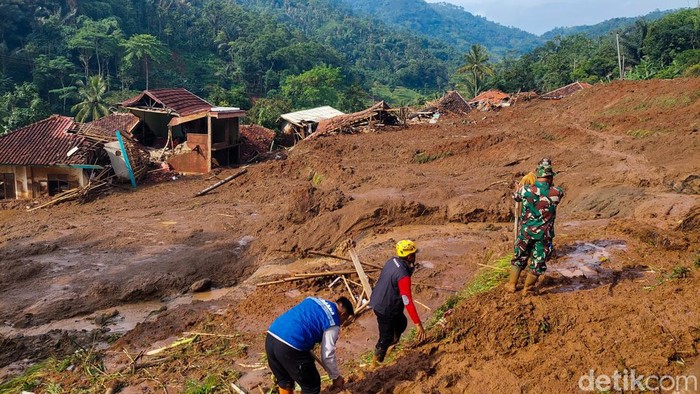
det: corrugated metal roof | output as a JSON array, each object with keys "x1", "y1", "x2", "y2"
[
  {"x1": 280, "y1": 106, "x2": 345, "y2": 126},
  {"x1": 0, "y1": 115, "x2": 88, "y2": 166},
  {"x1": 121, "y1": 88, "x2": 212, "y2": 117}
]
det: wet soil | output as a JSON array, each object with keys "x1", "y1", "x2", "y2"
[{"x1": 1, "y1": 78, "x2": 700, "y2": 392}]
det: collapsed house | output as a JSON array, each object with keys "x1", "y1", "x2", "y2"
[
  {"x1": 279, "y1": 106, "x2": 344, "y2": 141},
  {"x1": 121, "y1": 88, "x2": 245, "y2": 173},
  {"x1": 540, "y1": 81, "x2": 593, "y2": 100},
  {"x1": 418, "y1": 90, "x2": 471, "y2": 117},
  {"x1": 468, "y1": 89, "x2": 512, "y2": 111},
  {"x1": 312, "y1": 101, "x2": 403, "y2": 138},
  {"x1": 0, "y1": 115, "x2": 99, "y2": 199}
]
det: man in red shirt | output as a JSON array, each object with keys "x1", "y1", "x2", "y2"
[{"x1": 369, "y1": 239, "x2": 426, "y2": 366}]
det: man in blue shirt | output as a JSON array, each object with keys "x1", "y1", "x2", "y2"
[{"x1": 266, "y1": 296, "x2": 354, "y2": 394}]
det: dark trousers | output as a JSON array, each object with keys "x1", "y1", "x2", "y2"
[
  {"x1": 265, "y1": 334, "x2": 320, "y2": 394},
  {"x1": 373, "y1": 310, "x2": 407, "y2": 362}
]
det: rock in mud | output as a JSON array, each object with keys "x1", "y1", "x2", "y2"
[{"x1": 189, "y1": 278, "x2": 212, "y2": 293}]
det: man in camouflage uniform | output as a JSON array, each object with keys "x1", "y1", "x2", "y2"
[{"x1": 505, "y1": 159, "x2": 564, "y2": 294}]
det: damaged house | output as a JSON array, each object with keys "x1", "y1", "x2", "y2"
[
  {"x1": 121, "y1": 88, "x2": 245, "y2": 173},
  {"x1": 0, "y1": 115, "x2": 99, "y2": 200},
  {"x1": 280, "y1": 106, "x2": 344, "y2": 141}
]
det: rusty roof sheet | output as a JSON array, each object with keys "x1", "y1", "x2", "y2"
[
  {"x1": 0, "y1": 115, "x2": 88, "y2": 166},
  {"x1": 540, "y1": 82, "x2": 593, "y2": 100},
  {"x1": 469, "y1": 89, "x2": 511, "y2": 103},
  {"x1": 121, "y1": 88, "x2": 212, "y2": 117}
]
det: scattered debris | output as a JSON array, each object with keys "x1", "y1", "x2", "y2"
[
  {"x1": 540, "y1": 81, "x2": 593, "y2": 100},
  {"x1": 468, "y1": 89, "x2": 512, "y2": 111},
  {"x1": 417, "y1": 91, "x2": 471, "y2": 118},
  {"x1": 312, "y1": 101, "x2": 404, "y2": 138},
  {"x1": 239, "y1": 124, "x2": 276, "y2": 163}
]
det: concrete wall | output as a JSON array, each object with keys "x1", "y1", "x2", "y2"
[{"x1": 0, "y1": 165, "x2": 87, "y2": 200}]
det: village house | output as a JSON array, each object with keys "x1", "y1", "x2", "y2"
[
  {"x1": 120, "y1": 88, "x2": 245, "y2": 173},
  {"x1": 280, "y1": 106, "x2": 344, "y2": 141},
  {"x1": 0, "y1": 115, "x2": 99, "y2": 200}
]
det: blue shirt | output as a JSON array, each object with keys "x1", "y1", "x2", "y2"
[{"x1": 268, "y1": 297, "x2": 341, "y2": 351}]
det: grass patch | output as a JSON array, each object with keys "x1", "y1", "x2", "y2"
[
  {"x1": 654, "y1": 95, "x2": 693, "y2": 108},
  {"x1": 589, "y1": 121, "x2": 607, "y2": 130},
  {"x1": 426, "y1": 253, "x2": 511, "y2": 330},
  {"x1": 185, "y1": 375, "x2": 220, "y2": 394},
  {"x1": 627, "y1": 129, "x2": 657, "y2": 138},
  {"x1": 413, "y1": 151, "x2": 452, "y2": 164},
  {"x1": 694, "y1": 253, "x2": 700, "y2": 269},
  {"x1": 0, "y1": 358, "x2": 63, "y2": 393},
  {"x1": 670, "y1": 266, "x2": 691, "y2": 280}
]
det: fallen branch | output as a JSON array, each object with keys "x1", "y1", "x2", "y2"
[
  {"x1": 307, "y1": 250, "x2": 383, "y2": 270},
  {"x1": 194, "y1": 168, "x2": 247, "y2": 197}
]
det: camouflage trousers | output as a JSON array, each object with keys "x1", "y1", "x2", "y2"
[{"x1": 511, "y1": 236, "x2": 553, "y2": 275}]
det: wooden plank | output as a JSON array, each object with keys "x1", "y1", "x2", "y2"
[{"x1": 349, "y1": 247, "x2": 372, "y2": 299}]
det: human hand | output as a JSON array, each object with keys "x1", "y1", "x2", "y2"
[{"x1": 415, "y1": 323, "x2": 427, "y2": 343}]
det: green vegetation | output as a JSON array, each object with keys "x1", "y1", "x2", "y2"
[
  {"x1": 0, "y1": 1, "x2": 697, "y2": 134},
  {"x1": 693, "y1": 253, "x2": 700, "y2": 269},
  {"x1": 341, "y1": 0, "x2": 542, "y2": 57},
  {"x1": 427, "y1": 253, "x2": 511, "y2": 330},
  {"x1": 670, "y1": 266, "x2": 691, "y2": 280},
  {"x1": 185, "y1": 375, "x2": 219, "y2": 394},
  {"x1": 490, "y1": 9, "x2": 700, "y2": 94},
  {"x1": 627, "y1": 129, "x2": 657, "y2": 138}
]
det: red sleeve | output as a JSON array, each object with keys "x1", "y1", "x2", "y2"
[{"x1": 397, "y1": 276, "x2": 420, "y2": 325}]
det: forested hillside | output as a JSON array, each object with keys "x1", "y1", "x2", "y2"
[
  {"x1": 487, "y1": 8, "x2": 700, "y2": 93},
  {"x1": 541, "y1": 9, "x2": 673, "y2": 40},
  {"x1": 0, "y1": 0, "x2": 698, "y2": 135},
  {"x1": 0, "y1": 0, "x2": 459, "y2": 132},
  {"x1": 340, "y1": 0, "x2": 542, "y2": 56}
]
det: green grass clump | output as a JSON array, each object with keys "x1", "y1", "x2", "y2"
[
  {"x1": 670, "y1": 266, "x2": 691, "y2": 280},
  {"x1": 185, "y1": 375, "x2": 220, "y2": 394},
  {"x1": 414, "y1": 151, "x2": 452, "y2": 164},
  {"x1": 626, "y1": 129, "x2": 665, "y2": 138},
  {"x1": 0, "y1": 358, "x2": 61, "y2": 392}
]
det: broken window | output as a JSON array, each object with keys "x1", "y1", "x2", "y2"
[
  {"x1": 47, "y1": 174, "x2": 70, "y2": 196},
  {"x1": 0, "y1": 173, "x2": 15, "y2": 199}
]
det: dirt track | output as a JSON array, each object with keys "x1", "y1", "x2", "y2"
[{"x1": 1, "y1": 79, "x2": 699, "y2": 392}]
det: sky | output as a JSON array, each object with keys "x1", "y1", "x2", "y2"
[{"x1": 426, "y1": 0, "x2": 696, "y2": 35}]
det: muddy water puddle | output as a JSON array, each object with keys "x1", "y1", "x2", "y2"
[
  {"x1": 0, "y1": 287, "x2": 232, "y2": 338},
  {"x1": 545, "y1": 240, "x2": 628, "y2": 293}
]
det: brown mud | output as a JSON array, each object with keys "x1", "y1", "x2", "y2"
[{"x1": 1, "y1": 79, "x2": 699, "y2": 392}]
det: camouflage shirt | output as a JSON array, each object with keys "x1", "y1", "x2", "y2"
[{"x1": 514, "y1": 180, "x2": 564, "y2": 240}]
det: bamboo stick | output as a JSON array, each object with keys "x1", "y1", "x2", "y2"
[{"x1": 342, "y1": 275, "x2": 356, "y2": 304}]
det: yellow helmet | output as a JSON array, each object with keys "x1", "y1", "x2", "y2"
[{"x1": 396, "y1": 239, "x2": 418, "y2": 257}]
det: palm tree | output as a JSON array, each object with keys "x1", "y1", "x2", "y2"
[
  {"x1": 71, "y1": 75, "x2": 110, "y2": 122},
  {"x1": 122, "y1": 34, "x2": 169, "y2": 90},
  {"x1": 457, "y1": 44, "x2": 494, "y2": 98}
]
